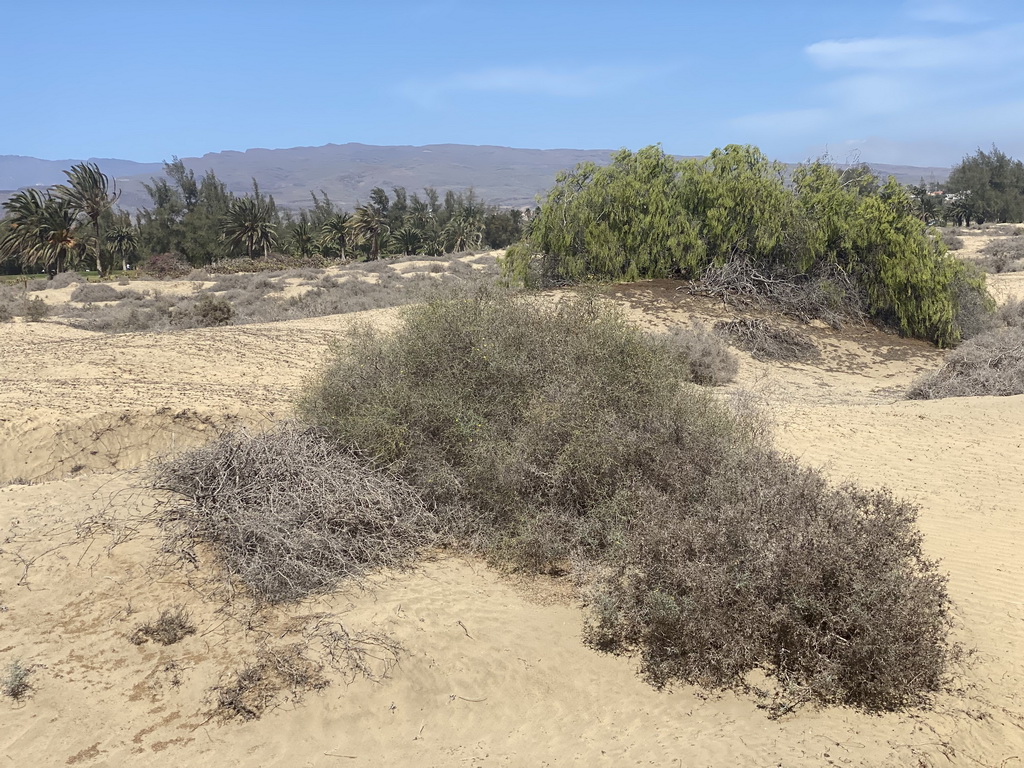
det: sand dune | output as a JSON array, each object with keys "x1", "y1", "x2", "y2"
[{"x1": 2, "y1": 277, "x2": 1023, "y2": 767}]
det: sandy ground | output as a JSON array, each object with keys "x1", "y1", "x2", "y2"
[{"x1": 2, "y1": 268, "x2": 1023, "y2": 767}]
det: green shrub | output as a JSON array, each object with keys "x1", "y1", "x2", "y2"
[
  {"x1": 297, "y1": 290, "x2": 955, "y2": 710},
  {"x1": 505, "y1": 145, "x2": 989, "y2": 347}
]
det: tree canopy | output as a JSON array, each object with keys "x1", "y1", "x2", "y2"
[{"x1": 505, "y1": 144, "x2": 988, "y2": 347}]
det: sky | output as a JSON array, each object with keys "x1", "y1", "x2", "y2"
[{"x1": 4, "y1": 0, "x2": 1023, "y2": 167}]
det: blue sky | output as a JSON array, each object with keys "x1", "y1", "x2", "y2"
[{"x1": 4, "y1": 0, "x2": 1023, "y2": 166}]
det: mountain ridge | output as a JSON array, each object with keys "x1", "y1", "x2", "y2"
[{"x1": 0, "y1": 143, "x2": 952, "y2": 211}]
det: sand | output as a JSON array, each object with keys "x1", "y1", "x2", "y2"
[{"x1": 2, "y1": 269, "x2": 1023, "y2": 767}]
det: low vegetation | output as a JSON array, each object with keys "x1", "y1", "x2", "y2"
[
  {"x1": 129, "y1": 607, "x2": 197, "y2": 646},
  {"x1": 153, "y1": 424, "x2": 436, "y2": 602},
  {"x1": 908, "y1": 325, "x2": 1024, "y2": 399},
  {"x1": 1, "y1": 659, "x2": 33, "y2": 702},
  {"x1": 284, "y1": 291, "x2": 955, "y2": 710},
  {"x1": 714, "y1": 318, "x2": 820, "y2": 362},
  {"x1": 51, "y1": 253, "x2": 498, "y2": 333}
]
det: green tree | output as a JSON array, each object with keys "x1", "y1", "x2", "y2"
[
  {"x1": 389, "y1": 224, "x2": 422, "y2": 256},
  {"x1": 221, "y1": 196, "x2": 278, "y2": 258},
  {"x1": 349, "y1": 203, "x2": 389, "y2": 259},
  {"x1": 319, "y1": 212, "x2": 351, "y2": 259},
  {"x1": 946, "y1": 146, "x2": 1024, "y2": 222},
  {"x1": 106, "y1": 223, "x2": 139, "y2": 271},
  {"x1": 53, "y1": 162, "x2": 118, "y2": 275},
  {"x1": 1, "y1": 190, "x2": 83, "y2": 276}
]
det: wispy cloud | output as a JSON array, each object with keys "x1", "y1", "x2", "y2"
[
  {"x1": 729, "y1": 19, "x2": 1024, "y2": 164},
  {"x1": 399, "y1": 64, "x2": 661, "y2": 108}
]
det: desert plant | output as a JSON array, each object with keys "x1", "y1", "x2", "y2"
[
  {"x1": 581, "y1": 453, "x2": 956, "y2": 711},
  {"x1": 129, "y1": 606, "x2": 197, "y2": 646},
  {"x1": 297, "y1": 289, "x2": 955, "y2": 710},
  {"x1": 1, "y1": 660, "x2": 34, "y2": 702},
  {"x1": 70, "y1": 282, "x2": 122, "y2": 303},
  {"x1": 0, "y1": 304, "x2": 11, "y2": 322},
  {"x1": 660, "y1": 323, "x2": 738, "y2": 385},
  {"x1": 142, "y1": 252, "x2": 190, "y2": 278},
  {"x1": 714, "y1": 318, "x2": 819, "y2": 362},
  {"x1": 939, "y1": 230, "x2": 965, "y2": 251},
  {"x1": 152, "y1": 424, "x2": 436, "y2": 602},
  {"x1": 24, "y1": 297, "x2": 49, "y2": 322},
  {"x1": 908, "y1": 326, "x2": 1024, "y2": 399},
  {"x1": 191, "y1": 294, "x2": 234, "y2": 327}
]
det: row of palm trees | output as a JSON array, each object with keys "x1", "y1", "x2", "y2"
[{"x1": 0, "y1": 163, "x2": 135, "y2": 277}]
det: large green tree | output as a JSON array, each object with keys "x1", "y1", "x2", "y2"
[
  {"x1": 221, "y1": 195, "x2": 278, "y2": 258},
  {"x1": 946, "y1": 146, "x2": 1024, "y2": 223},
  {"x1": 53, "y1": 162, "x2": 118, "y2": 275}
]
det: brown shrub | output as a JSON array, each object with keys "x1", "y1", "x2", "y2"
[
  {"x1": 714, "y1": 318, "x2": 820, "y2": 362},
  {"x1": 908, "y1": 326, "x2": 1024, "y2": 399},
  {"x1": 129, "y1": 606, "x2": 197, "y2": 646},
  {"x1": 151, "y1": 424, "x2": 436, "y2": 603},
  {"x1": 70, "y1": 283, "x2": 123, "y2": 303}
]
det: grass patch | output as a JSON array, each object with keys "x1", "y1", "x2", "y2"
[{"x1": 129, "y1": 606, "x2": 197, "y2": 646}]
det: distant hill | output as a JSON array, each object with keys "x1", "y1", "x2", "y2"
[{"x1": 0, "y1": 144, "x2": 951, "y2": 212}]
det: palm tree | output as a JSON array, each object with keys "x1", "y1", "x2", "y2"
[
  {"x1": 221, "y1": 196, "x2": 278, "y2": 258},
  {"x1": 444, "y1": 216, "x2": 483, "y2": 253},
  {"x1": 0, "y1": 190, "x2": 81, "y2": 276},
  {"x1": 389, "y1": 224, "x2": 422, "y2": 256},
  {"x1": 318, "y1": 212, "x2": 351, "y2": 260},
  {"x1": 106, "y1": 225, "x2": 139, "y2": 271},
  {"x1": 288, "y1": 219, "x2": 315, "y2": 258},
  {"x1": 53, "y1": 162, "x2": 118, "y2": 275},
  {"x1": 348, "y1": 203, "x2": 389, "y2": 260}
]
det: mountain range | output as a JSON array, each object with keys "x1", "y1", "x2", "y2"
[{"x1": 0, "y1": 143, "x2": 952, "y2": 212}]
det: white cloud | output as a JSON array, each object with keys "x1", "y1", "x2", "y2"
[
  {"x1": 807, "y1": 25, "x2": 1024, "y2": 71},
  {"x1": 729, "y1": 20, "x2": 1024, "y2": 164}
]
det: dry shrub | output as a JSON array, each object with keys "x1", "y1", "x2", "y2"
[
  {"x1": 908, "y1": 326, "x2": 1024, "y2": 399},
  {"x1": 714, "y1": 318, "x2": 819, "y2": 362},
  {"x1": 191, "y1": 294, "x2": 234, "y2": 327},
  {"x1": 143, "y1": 252, "x2": 190, "y2": 278},
  {"x1": 581, "y1": 452, "x2": 956, "y2": 712},
  {"x1": 298, "y1": 289, "x2": 954, "y2": 710},
  {"x1": 152, "y1": 424, "x2": 436, "y2": 603},
  {"x1": 0, "y1": 304, "x2": 11, "y2": 323},
  {"x1": 660, "y1": 323, "x2": 738, "y2": 385},
  {"x1": 698, "y1": 258, "x2": 862, "y2": 329},
  {"x1": 996, "y1": 298, "x2": 1024, "y2": 328},
  {"x1": 940, "y1": 230, "x2": 965, "y2": 251},
  {"x1": 24, "y1": 297, "x2": 49, "y2": 322},
  {"x1": 28, "y1": 271, "x2": 81, "y2": 291},
  {"x1": 299, "y1": 290, "x2": 751, "y2": 569},
  {"x1": 211, "y1": 621, "x2": 400, "y2": 721},
  {"x1": 1, "y1": 660, "x2": 33, "y2": 702},
  {"x1": 980, "y1": 239, "x2": 1024, "y2": 273},
  {"x1": 129, "y1": 606, "x2": 197, "y2": 646},
  {"x1": 70, "y1": 282, "x2": 123, "y2": 303}
]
